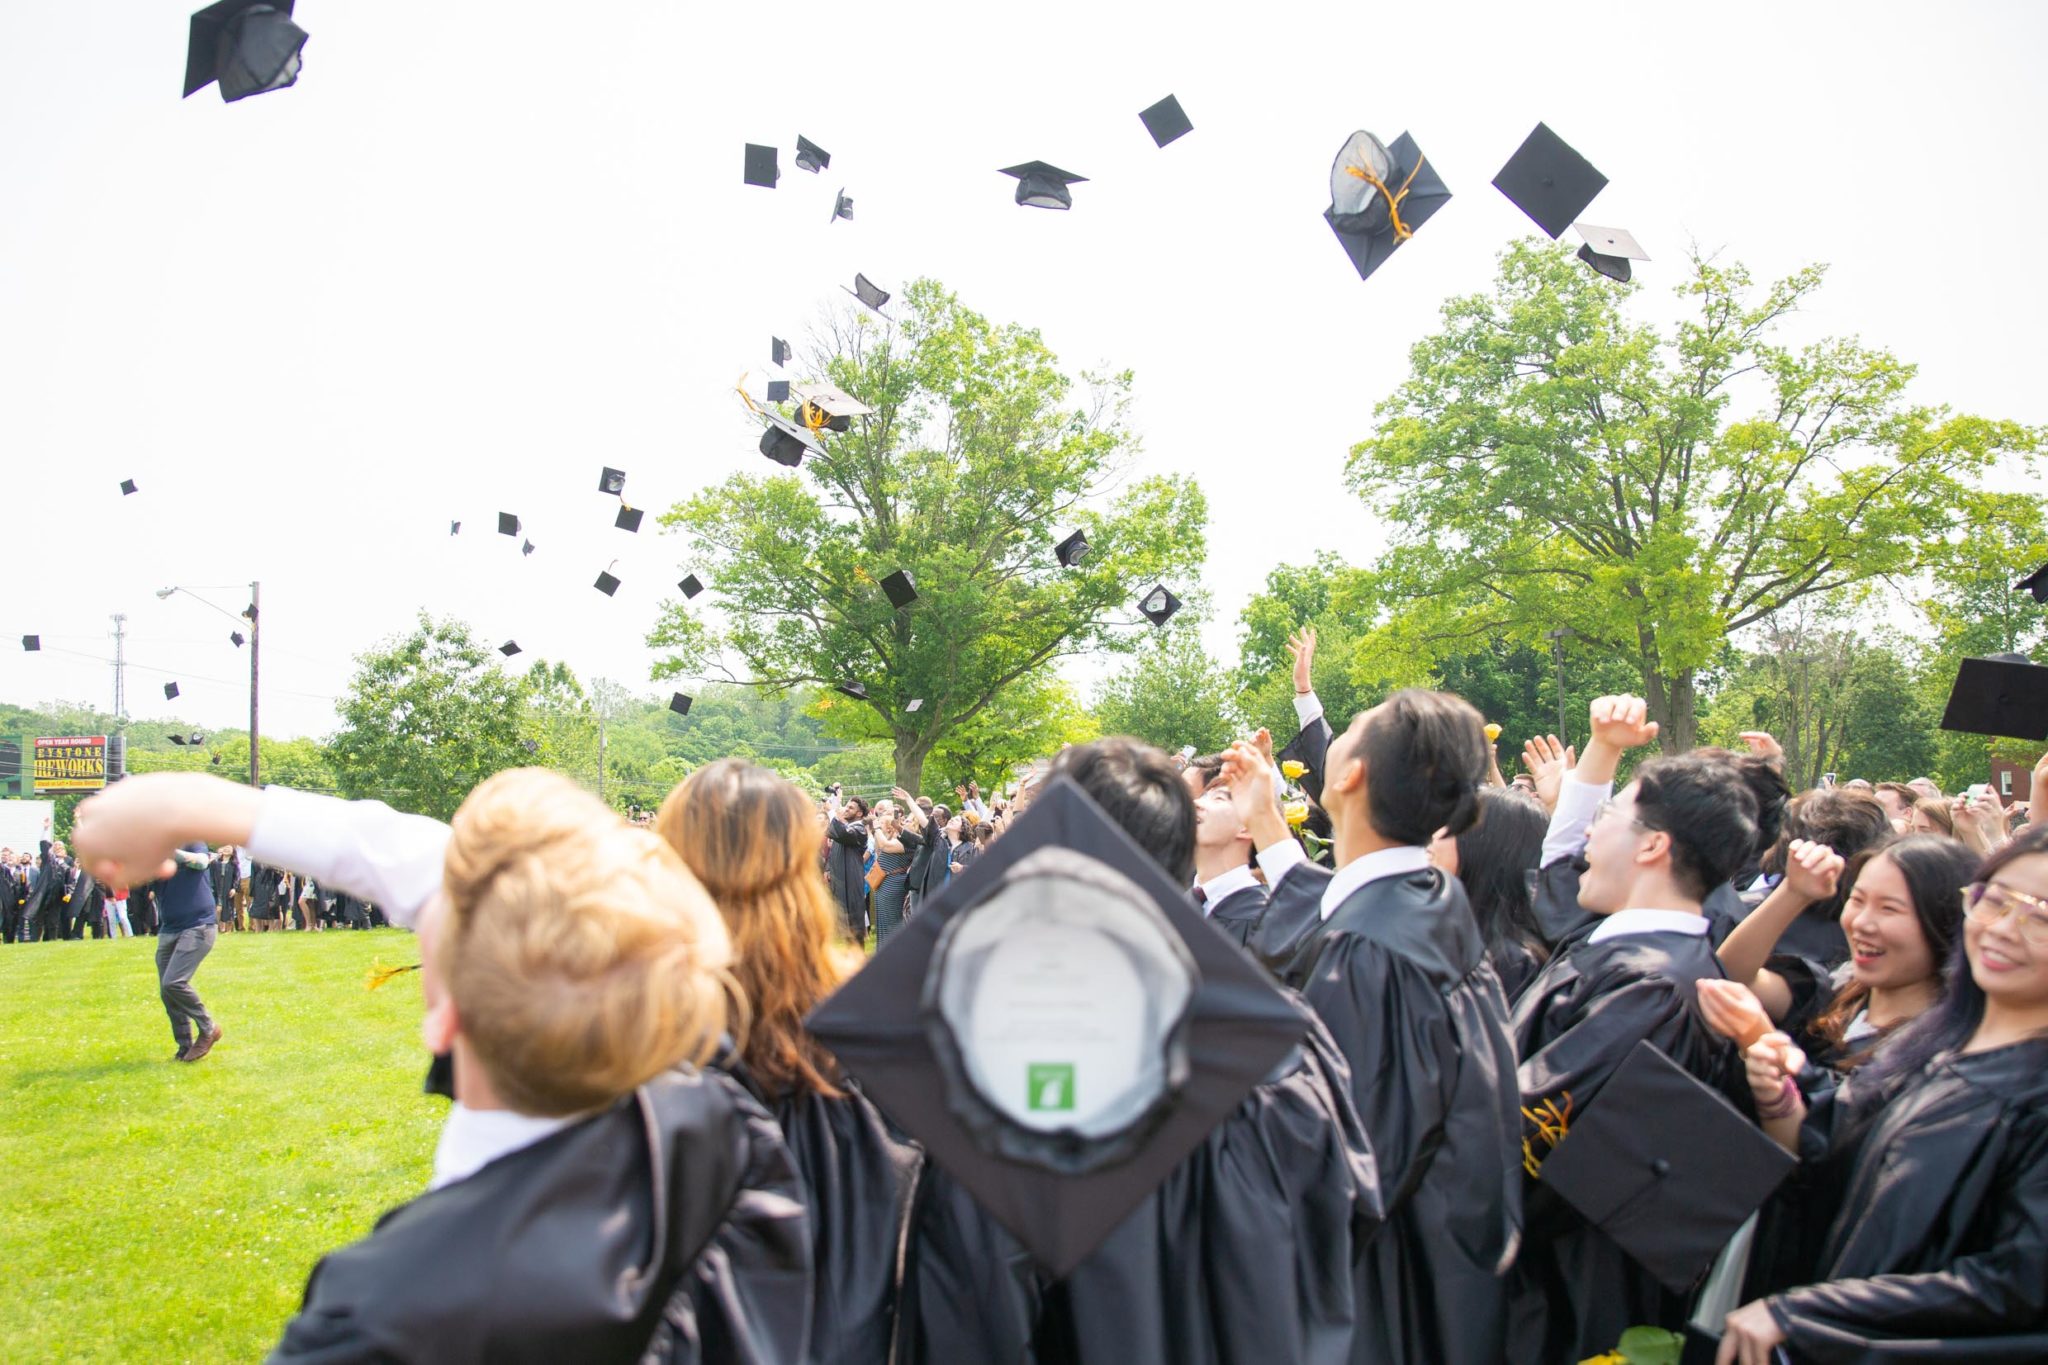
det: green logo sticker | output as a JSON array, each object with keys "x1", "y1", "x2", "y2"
[{"x1": 1026, "y1": 1062, "x2": 1076, "y2": 1112}]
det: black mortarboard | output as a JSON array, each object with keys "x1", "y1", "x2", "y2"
[
  {"x1": 1574, "y1": 223, "x2": 1649, "y2": 283},
  {"x1": 184, "y1": 1, "x2": 307, "y2": 103},
  {"x1": 593, "y1": 569, "x2": 621, "y2": 596},
  {"x1": 1055, "y1": 529, "x2": 1089, "y2": 568},
  {"x1": 1137, "y1": 584, "x2": 1181, "y2": 627},
  {"x1": 598, "y1": 466, "x2": 626, "y2": 496},
  {"x1": 881, "y1": 569, "x2": 918, "y2": 609},
  {"x1": 794, "y1": 136, "x2": 830, "y2": 173},
  {"x1": 1000, "y1": 161, "x2": 1088, "y2": 210},
  {"x1": 669, "y1": 692, "x2": 693, "y2": 716},
  {"x1": 771, "y1": 337, "x2": 791, "y2": 368},
  {"x1": 522, "y1": 739, "x2": 539, "y2": 754},
  {"x1": 499, "y1": 640, "x2": 521, "y2": 657},
  {"x1": 120, "y1": 479, "x2": 138, "y2": 495},
  {"x1": 521, "y1": 539, "x2": 535, "y2": 557},
  {"x1": 743, "y1": 143, "x2": 779, "y2": 188},
  {"x1": 21, "y1": 635, "x2": 39, "y2": 651},
  {"x1": 1325, "y1": 130, "x2": 1453, "y2": 283},
  {"x1": 830, "y1": 189, "x2": 854, "y2": 223},
  {"x1": 807, "y1": 776, "x2": 1310, "y2": 1276},
  {"x1": 679, "y1": 573, "x2": 704, "y2": 599},
  {"x1": 449, "y1": 520, "x2": 460, "y2": 535},
  {"x1": 758, "y1": 407, "x2": 827, "y2": 467},
  {"x1": 1539, "y1": 1041, "x2": 1794, "y2": 1294},
  {"x1": 1139, "y1": 95, "x2": 1193, "y2": 148},
  {"x1": 164, "y1": 682, "x2": 181, "y2": 700},
  {"x1": 169, "y1": 733, "x2": 188, "y2": 746},
  {"x1": 1939, "y1": 654, "x2": 2048, "y2": 741},
  {"x1": 230, "y1": 631, "x2": 245, "y2": 647},
  {"x1": 2015, "y1": 561, "x2": 2048, "y2": 603},
  {"x1": 837, "y1": 681, "x2": 869, "y2": 701},
  {"x1": 498, "y1": 512, "x2": 519, "y2": 536},
  {"x1": 765, "y1": 379, "x2": 791, "y2": 403},
  {"x1": 846, "y1": 274, "x2": 891, "y2": 313},
  {"x1": 615, "y1": 505, "x2": 644, "y2": 533},
  {"x1": 1493, "y1": 123, "x2": 1608, "y2": 239}
]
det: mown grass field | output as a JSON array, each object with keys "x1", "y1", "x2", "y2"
[{"x1": 0, "y1": 930, "x2": 441, "y2": 1362}]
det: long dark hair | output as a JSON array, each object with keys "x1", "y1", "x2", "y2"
[
  {"x1": 1453, "y1": 788, "x2": 1549, "y2": 964},
  {"x1": 1810, "y1": 835, "x2": 1978, "y2": 1062},
  {"x1": 1861, "y1": 824, "x2": 2048, "y2": 1091}
]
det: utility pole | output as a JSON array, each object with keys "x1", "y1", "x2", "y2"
[
  {"x1": 1546, "y1": 627, "x2": 1573, "y2": 742},
  {"x1": 110, "y1": 613, "x2": 128, "y2": 724},
  {"x1": 596, "y1": 682, "x2": 608, "y2": 806},
  {"x1": 248, "y1": 581, "x2": 261, "y2": 789}
]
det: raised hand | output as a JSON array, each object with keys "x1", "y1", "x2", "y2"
[
  {"x1": 1249, "y1": 727, "x2": 1276, "y2": 768},
  {"x1": 1219, "y1": 741, "x2": 1280, "y2": 827},
  {"x1": 1588, "y1": 696, "x2": 1661, "y2": 750},
  {"x1": 1287, "y1": 626, "x2": 1318, "y2": 695},
  {"x1": 1520, "y1": 734, "x2": 1576, "y2": 813},
  {"x1": 1736, "y1": 731, "x2": 1783, "y2": 762},
  {"x1": 1781, "y1": 838, "x2": 1846, "y2": 904}
]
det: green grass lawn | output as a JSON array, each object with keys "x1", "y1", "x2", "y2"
[{"x1": 0, "y1": 930, "x2": 443, "y2": 1362}]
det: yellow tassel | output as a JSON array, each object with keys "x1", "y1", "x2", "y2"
[{"x1": 366, "y1": 960, "x2": 422, "y2": 991}]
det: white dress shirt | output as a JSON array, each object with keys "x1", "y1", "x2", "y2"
[
  {"x1": 1195, "y1": 862, "x2": 1261, "y2": 913},
  {"x1": 1585, "y1": 907, "x2": 1711, "y2": 944},
  {"x1": 1319, "y1": 844, "x2": 1434, "y2": 920},
  {"x1": 246, "y1": 785, "x2": 453, "y2": 929},
  {"x1": 429, "y1": 1103, "x2": 577, "y2": 1191},
  {"x1": 1293, "y1": 691, "x2": 1325, "y2": 728},
  {"x1": 1540, "y1": 775, "x2": 1612, "y2": 870}
]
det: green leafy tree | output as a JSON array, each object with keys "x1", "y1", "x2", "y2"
[
  {"x1": 1092, "y1": 627, "x2": 1240, "y2": 756},
  {"x1": 924, "y1": 672, "x2": 1100, "y2": 797},
  {"x1": 328, "y1": 614, "x2": 530, "y2": 820},
  {"x1": 1346, "y1": 241, "x2": 2041, "y2": 751},
  {"x1": 649, "y1": 279, "x2": 1206, "y2": 791}
]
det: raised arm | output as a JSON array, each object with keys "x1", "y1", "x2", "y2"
[{"x1": 1715, "y1": 839, "x2": 1844, "y2": 998}]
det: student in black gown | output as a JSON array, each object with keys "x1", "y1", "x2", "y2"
[
  {"x1": 71, "y1": 768, "x2": 812, "y2": 1364},
  {"x1": 1718, "y1": 823, "x2": 2048, "y2": 1363},
  {"x1": 897, "y1": 736, "x2": 1382, "y2": 1365},
  {"x1": 821, "y1": 790, "x2": 871, "y2": 943},
  {"x1": 657, "y1": 758, "x2": 919, "y2": 1365},
  {"x1": 1508, "y1": 696, "x2": 1757, "y2": 1363},
  {"x1": 1428, "y1": 787, "x2": 1550, "y2": 1004},
  {"x1": 1190, "y1": 750, "x2": 1312, "y2": 949},
  {"x1": 1239, "y1": 686, "x2": 1524, "y2": 1365}
]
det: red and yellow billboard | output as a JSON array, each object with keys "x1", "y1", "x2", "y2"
[{"x1": 34, "y1": 736, "x2": 108, "y2": 793}]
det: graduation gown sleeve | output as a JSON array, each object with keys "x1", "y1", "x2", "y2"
[{"x1": 1277, "y1": 714, "x2": 1336, "y2": 807}]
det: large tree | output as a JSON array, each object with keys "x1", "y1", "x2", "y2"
[
  {"x1": 649, "y1": 279, "x2": 1205, "y2": 790},
  {"x1": 1347, "y1": 241, "x2": 2040, "y2": 751},
  {"x1": 1092, "y1": 626, "x2": 1241, "y2": 757},
  {"x1": 328, "y1": 614, "x2": 530, "y2": 820}
]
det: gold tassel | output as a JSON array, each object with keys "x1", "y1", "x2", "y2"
[{"x1": 366, "y1": 960, "x2": 422, "y2": 991}]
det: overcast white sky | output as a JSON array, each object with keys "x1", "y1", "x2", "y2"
[{"x1": 4, "y1": 1, "x2": 2045, "y2": 741}]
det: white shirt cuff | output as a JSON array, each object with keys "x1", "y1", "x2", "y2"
[
  {"x1": 1540, "y1": 775, "x2": 1611, "y2": 869},
  {"x1": 246, "y1": 786, "x2": 452, "y2": 929},
  {"x1": 1292, "y1": 691, "x2": 1324, "y2": 728},
  {"x1": 1255, "y1": 836, "x2": 1308, "y2": 884}
]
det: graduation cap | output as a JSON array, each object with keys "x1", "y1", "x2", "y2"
[
  {"x1": 845, "y1": 274, "x2": 891, "y2": 313},
  {"x1": 120, "y1": 479, "x2": 138, "y2": 496},
  {"x1": 184, "y1": 1, "x2": 307, "y2": 103},
  {"x1": 594, "y1": 568, "x2": 621, "y2": 597},
  {"x1": 2015, "y1": 561, "x2": 2048, "y2": 603},
  {"x1": 498, "y1": 512, "x2": 520, "y2": 536},
  {"x1": 169, "y1": 733, "x2": 188, "y2": 746},
  {"x1": 615, "y1": 505, "x2": 644, "y2": 533},
  {"x1": 1939, "y1": 654, "x2": 2048, "y2": 741},
  {"x1": 230, "y1": 631, "x2": 245, "y2": 647},
  {"x1": 679, "y1": 573, "x2": 704, "y2": 599},
  {"x1": 771, "y1": 337, "x2": 791, "y2": 368},
  {"x1": 1325, "y1": 130, "x2": 1453, "y2": 283},
  {"x1": 807, "y1": 775, "x2": 1311, "y2": 1276},
  {"x1": 743, "y1": 143, "x2": 779, "y2": 188},
  {"x1": 499, "y1": 640, "x2": 521, "y2": 657},
  {"x1": 906, "y1": 698, "x2": 924, "y2": 713},
  {"x1": 669, "y1": 692, "x2": 693, "y2": 716},
  {"x1": 881, "y1": 569, "x2": 918, "y2": 609},
  {"x1": 598, "y1": 466, "x2": 626, "y2": 496},
  {"x1": 521, "y1": 539, "x2": 536, "y2": 557},
  {"x1": 837, "y1": 681, "x2": 869, "y2": 701},
  {"x1": 1539, "y1": 1041, "x2": 1794, "y2": 1294},
  {"x1": 164, "y1": 682, "x2": 181, "y2": 701},
  {"x1": 21, "y1": 635, "x2": 39, "y2": 651},
  {"x1": 1574, "y1": 223, "x2": 1650, "y2": 284},
  {"x1": 1139, "y1": 94, "x2": 1193, "y2": 148},
  {"x1": 794, "y1": 135, "x2": 830, "y2": 173},
  {"x1": 765, "y1": 378, "x2": 791, "y2": 403},
  {"x1": 523, "y1": 739, "x2": 540, "y2": 755},
  {"x1": 758, "y1": 407, "x2": 827, "y2": 467},
  {"x1": 1055, "y1": 529, "x2": 1089, "y2": 568},
  {"x1": 793, "y1": 382, "x2": 875, "y2": 433},
  {"x1": 1493, "y1": 123, "x2": 1608, "y2": 239},
  {"x1": 830, "y1": 189, "x2": 854, "y2": 223},
  {"x1": 449, "y1": 520, "x2": 461, "y2": 536},
  {"x1": 1000, "y1": 161, "x2": 1087, "y2": 210},
  {"x1": 1137, "y1": 584, "x2": 1182, "y2": 627}
]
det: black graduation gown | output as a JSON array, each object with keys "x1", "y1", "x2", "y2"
[
  {"x1": 725, "y1": 1060, "x2": 921, "y2": 1365},
  {"x1": 1488, "y1": 934, "x2": 1547, "y2": 1007},
  {"x1": 1277, "y1": 714, "x2": 1335, "y2": 807},
  {"x1": 895, "y1": 1011, "x2": 1382, "y2": 1365},
  {"x1": 1270, "y1": 863, "x2": 1524, "y2": 1365},
  {"x1": 267, "y1": 1066, "x2": 813, "y2": 1365},
  {"x1": 1205, "y1": 884, "x2": 1267, "y2": 948},
  {"x1": 1506, "y1": 926, "x2": 1746, "y2": 1363},
  {"x1": 823, "y1": 819, "x2": 869, "y2": 939},
  {"x1": 1758, "y1": 1039, "x2": 2048, "y2": 1362},
  {"x1": 1247, "y1": 861, "x2": 1332, "y2": 976},
  {"x1": 1532, "y1": 856, "x2": 1751, "y2": 956}
]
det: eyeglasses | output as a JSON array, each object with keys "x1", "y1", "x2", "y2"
[
  {"x1": 1965, "y1": 881, "x2": 2048, "y2": 946},
  {"x1": 1592, "y1": 798, "x2": 1647, "y2": 833}
]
